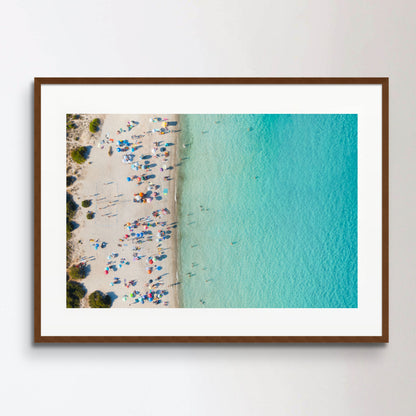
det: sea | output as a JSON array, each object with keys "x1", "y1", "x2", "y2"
[{"x1": 176, "y1": 114, "x2": 357, "y2": 308}]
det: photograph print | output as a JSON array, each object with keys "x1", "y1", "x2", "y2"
[{"x1": 66, "y1": 113, "x2": 358, "y2": 310}]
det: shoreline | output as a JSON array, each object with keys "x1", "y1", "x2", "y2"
[
  {"x1": 175, "y1": 114, "x2": 186, "y2": 309},
  {"x1": 67, "y1": 114, "x2": 180, "y2": 308}
]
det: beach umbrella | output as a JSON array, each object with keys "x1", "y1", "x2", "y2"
[
  {"x1": 126, "y1": 222, "x2": 131, "y2": 226},
  {"x1": 125, "y1": 234, "x2": 129, "y2": 238},
  {"x1": 139, "y1": 192, "x2": 144, "y2": 197},
  {"x1": 148, "y1": 259, "x2": 154, "y2": 265},
  {"x1": 118, "y1": 264, "x2": 122, "y2": 269},
  {"x1": 127, "y1": 177, "x2": 131, "y2": 182},
  {"x1": 105, "y1": 270, "x2": 109, "y2": 275}
]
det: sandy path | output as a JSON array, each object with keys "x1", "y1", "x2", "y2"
[{"x1": 70, "y1": 114, "x2": 179, "y2": 307}]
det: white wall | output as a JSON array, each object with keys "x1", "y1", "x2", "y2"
[{"x1": 1, "y1": 1, "x2": 415, "y2": 415}]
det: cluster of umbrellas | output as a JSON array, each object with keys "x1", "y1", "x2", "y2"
[
  {"x1": 89, "y1": 118, "x2": 176, "y2": 307},
  {"x1": 123, "y1": 290, "x2": 165, "y2": 305}
]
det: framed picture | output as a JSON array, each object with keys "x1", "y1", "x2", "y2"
[{"x1": 34, "y1": 78, "x2": 388, "y2": 343}]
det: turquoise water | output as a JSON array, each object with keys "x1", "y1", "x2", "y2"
[{"x1": 177, "y1": 114, "x2": 357, "y2": 308}]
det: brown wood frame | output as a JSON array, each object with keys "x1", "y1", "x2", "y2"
[{"x1": 34, "y1": 77, "x2": 389, "y2": 343}]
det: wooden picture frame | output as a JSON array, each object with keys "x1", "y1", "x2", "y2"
[{"x1": 34, "y1": 77, "x2": 388, "y2": 343}]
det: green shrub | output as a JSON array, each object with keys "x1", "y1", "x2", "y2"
[
  {"x1": 66, "y1": 244, "x2": 73, "y2": 267},
  {"x1": 71, "y1": 146, "x2": 88, "y2": 164},
  {"x1": 68, "y1": 264, "x2": 86, "y2": 280},
  {"x1": 81, "y1": 199, "x2": 92, "y2": 208},
  {"x1": 89, "y1": 118, "x2": 101, "y2": 133},
  {"x1": 66, "y1": 175, "x2": 76, "y2": 187},
  {"x1": 89, "y1": 291, "x2": 112, "y2": 308},
  {"x1": 66, "y1": 193, "x2": 78, "y2": 219},
  {"x1": 67, "y1": 281, "x2": 86, "y2": 308},
  {"x1": 67, "y1": 220, "x2": 77, "y2": 234},
  {"x1": 86, "y1": 212, "x2": 94, "y2": 220},
  {"x1": 67, "y1": 122, "x2": 76, "y2": 130},
  {"x1": 66, "y1": 193, "x2": 78, "y2": 241}
]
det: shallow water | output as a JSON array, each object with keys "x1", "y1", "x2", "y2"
[{"x1": 177, "y1": 114, "x2": 357, "y2": 308}]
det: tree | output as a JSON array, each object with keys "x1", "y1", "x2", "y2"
[
  {"x1": 67, "y1": 175, "x2": 76, "y2": 187},
  {"x1": 81, "y1": 199, "x2": 92, "y2": 208},
  {"x1": 67, "y1": 281, "x2": 86, "y2": 308},
  {"x1": 66, "y1": 193, "x2": 78, "y2": 218},
  {"x1": 66, "y1": 193, "x2": 78, "y2": 240},
  {"x1": 89, "y1": 118, "x2": 101, "y2": 133},
  {"x1": 71, "y1": 146, "x2": 88, "y2": 164},
  {"x1": 68, "y1": 264, "x2": 87, "y2": 280},
  {"x1": 89, "y1": 291, "x2": 112, "y2": 308}
]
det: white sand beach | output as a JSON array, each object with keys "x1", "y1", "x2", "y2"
[{"x1": 67, "y1": 114, "x2": 180, "y2": 307}]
